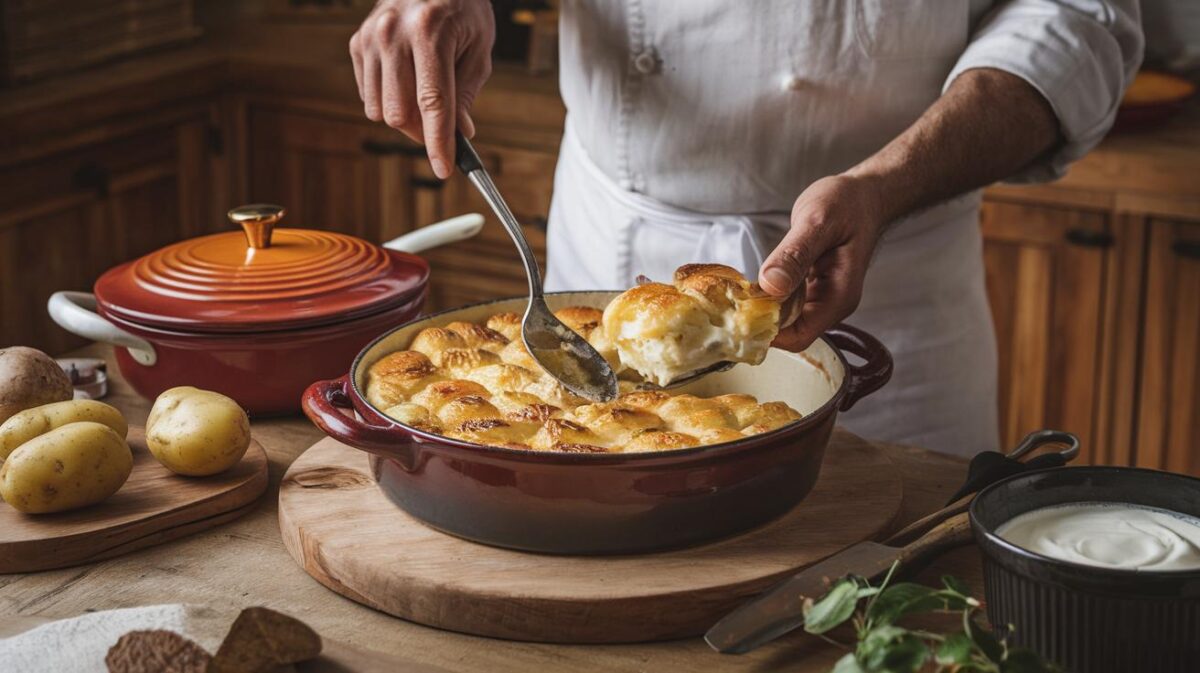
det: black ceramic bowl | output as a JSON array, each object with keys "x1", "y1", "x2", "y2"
[{"x1": 970, "y1": 467, "x2": 1200, "y2": 673}]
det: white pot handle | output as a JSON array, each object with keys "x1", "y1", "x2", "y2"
[
  {"x1": 47, "y1": 292, "x2": 157, "y2": 366},
  {"x1": 382, "y1": 213, "x2": 484, "y2": 254}
]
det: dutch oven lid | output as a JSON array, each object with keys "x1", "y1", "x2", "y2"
[{"x1": 94, "y1": 205, "x2": 429, "y2": 333}]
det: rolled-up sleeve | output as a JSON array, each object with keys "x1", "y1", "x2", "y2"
[{"x1": 945, "y1": 0, "x2": 1144, "y2": 182}]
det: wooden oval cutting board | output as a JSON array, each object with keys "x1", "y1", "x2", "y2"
[
  {"x1": 0, "y1": 426, "x2": 268, "y2": 573},
  {"x1": 278, "y1": 428, "x2": 904, "y2": 643}
]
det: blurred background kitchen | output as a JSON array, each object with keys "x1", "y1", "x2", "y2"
[{"x1": 0, "y1": 0, "x2": 1196, "y2": 473}]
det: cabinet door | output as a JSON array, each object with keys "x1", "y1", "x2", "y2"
[
  {"x1": 1136, "y1": 220, "x2": 1200, "y2": 475},
  {"x1": 981, "y1": 199, "x2": 1120, "y2": 463},
  {"x1": 246, "y1": 105, "x2": 420, "y2": 243},
  {"x1": 420, "y1": 142, "x2": 556, "y2": 311},
  {"x1": 0, "y1": 119, "x2": 212, "y2": 354}
]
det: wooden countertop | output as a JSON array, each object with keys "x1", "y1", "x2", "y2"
[
  {"x1": 0, "y1": 343, "x2": 982, "y2": 672},
  {"x1": 1, "y1": 26, "x2": 1197, "y2": 219}
]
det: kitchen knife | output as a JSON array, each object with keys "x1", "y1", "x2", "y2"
[
  {"x1": 704, "y1": 510, "x2": 972, "y2": 654},
  {"x1": 705, "y1": 429, "x2": 1080, "y2": 655}
]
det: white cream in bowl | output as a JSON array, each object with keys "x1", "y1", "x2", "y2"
[{"x1": 996, "y1": 502, "x2": 1200, "y2": 571}]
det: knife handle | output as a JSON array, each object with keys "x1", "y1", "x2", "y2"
[
  {"x1": 883, "y1": 494, "x2": 972, "y2": 548},
  {"x1": 895, "y1": 511, "x2": 974, "y2": 570}
]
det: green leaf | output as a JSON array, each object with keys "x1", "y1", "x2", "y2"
[
  {"x1": 934, "y1": 632, "x2": 974, "y2": 665},
  {"x1": 856, "y1": 586, "x2": 882, "y2": 600},
  {"x1": 877, "y1": 633, "x2": 930, "y2": 672},
  {"x1": 856, "y1": 625, "x2": 909, "y2": 669},
  {"x1": 942, "y1": 574, "x2": 971, "y2": 596},
  {"x1": 803, "y1": 579, "x2": 860, "y2": 635},
  {"x1": 967, "y1": 617, "x2": 1005, "y2": 662},
  {"x1": 866, "y1": 583, "x2": 941, "y2": 625},
  {"x1": 831, "y1": 652, "x2": 866, "y2": 673}
]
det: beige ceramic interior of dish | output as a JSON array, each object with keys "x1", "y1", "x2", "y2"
[{"x1": 353, "y1": 292, "x2": 845, "y2": 419}]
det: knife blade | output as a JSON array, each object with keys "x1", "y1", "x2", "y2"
[
  {"x1": 704, "y1": 541, "x2": 901, "y2": 654},
  {"x1": 704, "y1": 511, "x2": 973, "y2": 654}
]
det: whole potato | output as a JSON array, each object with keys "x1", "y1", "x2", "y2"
[
  {"x1": 0, "y1": 421, "x2": 133, "y2": 514},
  {"x1": 0, "y1": 399, "x2": 128, "y2": 461},
  {"x1": 147, "y1": 387, "x2": 250, "y2": 476},
  {"x1": 0, "y1": 347, "x2": 72, "y2": 425}
]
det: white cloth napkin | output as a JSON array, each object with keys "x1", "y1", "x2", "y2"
[{"x1": 0, "y1": 604, "x2": 230, "y2": 673}]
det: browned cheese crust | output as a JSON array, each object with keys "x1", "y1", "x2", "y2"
[{"x1": 367, "y1": 294, "x2": 802, "y2": 454}]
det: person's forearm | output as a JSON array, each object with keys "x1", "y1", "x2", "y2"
[{"x1": 845, "y1": 67, "x2": 1060, "y2": 223}]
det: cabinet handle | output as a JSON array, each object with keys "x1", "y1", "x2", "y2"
[
  {"x1": 1173, "y1": 240, "x2": 1200, "y2": 260},
  {"x1": 411, "y1": 177, "x2": 444, "y2": 191},
  {"x1": 1065, "y1": 228, "x2": 1114, "y2": 248},
  {"x1": 361, "y1": 139, "x2": 425, "y2": 157},
  {"x1": 72, "y1": 161, "x2": 110, "y2": 197},
  {"x1": 530, "y1": 216, "x2": 548, "y2": 232}
]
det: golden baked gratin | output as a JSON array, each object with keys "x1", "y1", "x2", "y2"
[
  {"x1": 602, "y1": 264, "x2": 782, "y2": 385},
  {"x1": 366, "y1": 265, "x2": 800, "y2": 454}
]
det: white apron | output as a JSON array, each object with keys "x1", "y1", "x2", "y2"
[
  {"x1": 541, "y1": 0, "x2": 1140, "y2": 456},
  {"x1": 545, "y1": 124, "x2": 1000, "y2": 456}
]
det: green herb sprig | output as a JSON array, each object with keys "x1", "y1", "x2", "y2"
[{"x1": 801, "y1": 563, "x2": 1060, "y2": 673}]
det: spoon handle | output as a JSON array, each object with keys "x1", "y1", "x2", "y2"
[{"x1": 455, "y1": 131, "x2": 544, "y2": 298}]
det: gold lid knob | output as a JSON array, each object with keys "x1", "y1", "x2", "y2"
[{"x1": 228, "y1": 204, "x2": 285, "y2": 249}]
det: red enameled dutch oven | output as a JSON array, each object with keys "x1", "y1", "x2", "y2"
[
  {"x1": 302, "y1": 292, "x2": 893, "y2": 554},
  {"x1": 47, "y1": 205, "x2": 483, "y2": 416}
]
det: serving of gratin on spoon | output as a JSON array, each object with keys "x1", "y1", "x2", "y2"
[
  {"x1": 454, "y1": 131, "x2": 620, "y2": 402},
  {"x1": 601, "y1": 264, "x2": 787, "y2": 390}
]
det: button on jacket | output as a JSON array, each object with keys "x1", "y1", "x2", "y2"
[{"x1": 544, "y1": 0, "x2": 1143, "y2": 456}]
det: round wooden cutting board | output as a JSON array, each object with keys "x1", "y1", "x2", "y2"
[
  {"x1": 278, "y1": 428, "x2": 904, "y2": 643},
  {"x1": 0, "y1": 426, "x2": 268, "y2": 573}
]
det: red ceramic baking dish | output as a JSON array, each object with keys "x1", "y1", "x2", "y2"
[
  {"x1": 302, "y1": 292, "x2": 893, "y2": 554},
  {"x1": 47, "y1": 205, "x2": 483, "y2": 416}
]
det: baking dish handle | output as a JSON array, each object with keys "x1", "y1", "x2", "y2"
[
  {"x1": 382, "y1": 213, "x2": 484, "y2": 254},
  {"x1": 825, "y1": 323, "x2": 893, "y2": 412},
  {"x1": 302, "y1": 375, "x2": 417, "y2": 469},
  {"x1": 48, "y1": 291, "x2": 157, "y2": 366}
]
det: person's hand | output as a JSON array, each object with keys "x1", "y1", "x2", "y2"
[
  {"x1": 758, "y1": 175, "x2": 890, "y2": 352},
  {"x1": 350, "y1": 0, "x2": 495, "y2": 179}
]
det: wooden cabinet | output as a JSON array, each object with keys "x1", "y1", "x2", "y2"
[
  {"x1": 1135, "y1": 220, "x2": 1200, "y2": 474},
  {"x1": 981, "y1": 200, "x2": 1117, "y2": 464},
  {"x1": 0, "y1": 113, "x2": 216, "y2": 354},
  {"x1": 1, "y1": 45, "x2": 1195, "y2": 474},
  {"x1": 239, "y1": 103, "x2": 557, "y2": 313},
  {"x1": 981, "y1": 197, "x2": 1199, "y2": 474},
  {"x1": 244, "y1": 104, "x2": 427, "y2": 243},
  {"x1": 421, "y1": 142, "x2": 555, "y2": 311}
]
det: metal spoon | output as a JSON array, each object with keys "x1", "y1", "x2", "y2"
[
  {"x1": 636, "y1": 361, "x2": 737, "y2": 391},
  {"x1": 454, "y1": 131, "x2": 619, "y2": 402}
]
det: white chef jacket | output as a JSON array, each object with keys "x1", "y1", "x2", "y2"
[{"x1": 543, "y1": 0, "x2": 1143, "y2": 456}]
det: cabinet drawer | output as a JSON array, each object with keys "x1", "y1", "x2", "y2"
[{"x1": 0, "y1": 125, "x2": 178, "y2": 226}]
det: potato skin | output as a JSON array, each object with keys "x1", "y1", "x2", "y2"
[
  {"x1": 0, "y1": 421, "x2": 133, "y2": 514},
  {"x1": 0, "y1": 399, "x2": 128, "y2": 461},
  {"x1": 0, "y1": 346, "x2": 73, "y2": 425},
  {"x1": 146, "y1": 387, "x2": 250, "y2": 476}
]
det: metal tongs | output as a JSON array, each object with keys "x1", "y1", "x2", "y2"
[
  {"x1": 454, "y1": 131, "x2": 619, "y2": 402},
  {"x1": 704, "y1": 429, "x2": 1080, "y2": 654}
]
